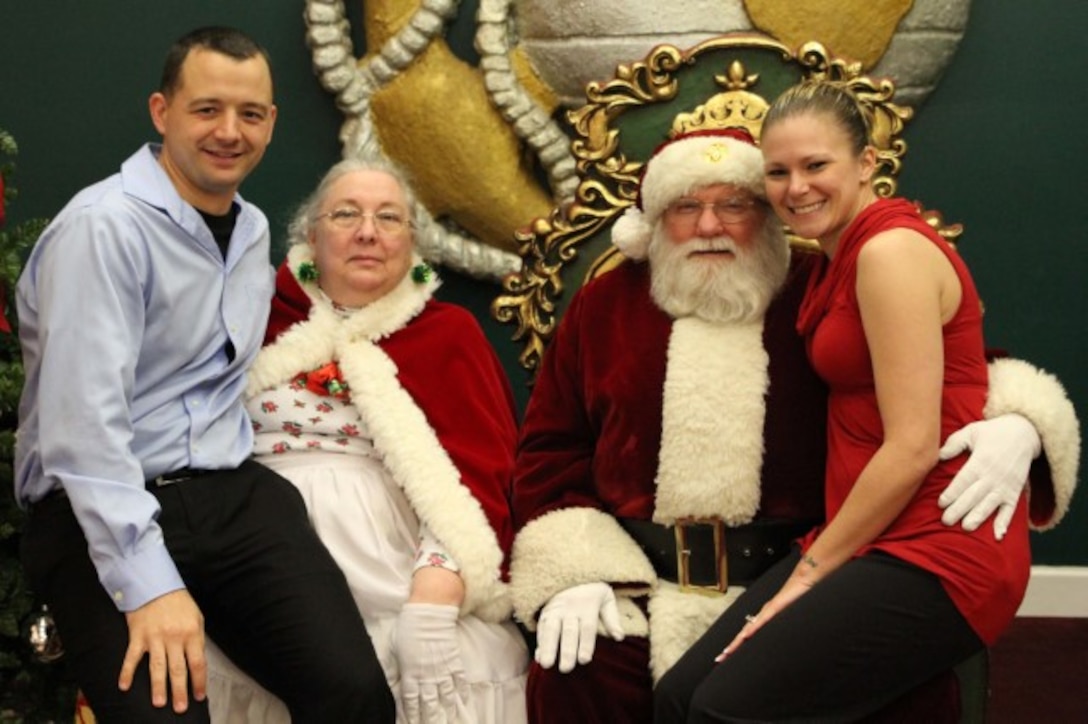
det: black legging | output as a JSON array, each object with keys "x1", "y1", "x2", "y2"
[
  {"x1": 22, "y1": 460, "x2": 395, "y2": 723},
  {"x1": 654, "y1": 548, "x2": 983, "y2": 723}
]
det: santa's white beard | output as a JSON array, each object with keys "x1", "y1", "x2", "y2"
[{"x1": 648, "y1": 218, "x2": 790, "y2": 324}]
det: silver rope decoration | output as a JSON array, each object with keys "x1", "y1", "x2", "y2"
[
  {"x1": 475, "y1": 0, "x2": 579, "y2": 206},
  {"x1": 304, "y1": 0, "x2": 522, "y2": 280}
]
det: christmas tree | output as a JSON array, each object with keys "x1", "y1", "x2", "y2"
[{"x1": 0, "y1": 128, "x2": 77, "y2": 721}]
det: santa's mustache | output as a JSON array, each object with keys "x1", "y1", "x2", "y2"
[{"x1": 682, "y1": 236, "x2": 740, "y2": 256}]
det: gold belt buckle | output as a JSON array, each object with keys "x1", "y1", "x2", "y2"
[{"x1": 674, "y1": 517, "x2": 727, "y2": 595}]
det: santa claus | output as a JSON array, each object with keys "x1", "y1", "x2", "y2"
[{"x1": 509, "y1": 128, "x2": 1078, "y2": 723}]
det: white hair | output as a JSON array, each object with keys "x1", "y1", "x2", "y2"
[{"x1": 648, "y1": 214, "x2": 790, "y2": 324}]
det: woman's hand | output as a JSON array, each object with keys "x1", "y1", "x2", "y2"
[
  {"x1": 396, "y1": 566, "x2": 471, "y2": 721},
  {"x1": 394, "y1": 602, "x2": 472, "y2": 723},
  {"x1": 715, "y1": 561, "x2": 818, "y2": 662}
]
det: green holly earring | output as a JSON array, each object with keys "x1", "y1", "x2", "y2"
[
  {"x1": 411, "y1": 263, "x2": 433, "y2": 284},
  {"x1": 297, "y1": 261, "x2": 319, "y2": 283}
]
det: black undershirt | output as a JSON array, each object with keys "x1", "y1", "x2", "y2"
[
  {"x1": 198, "y1": 206, "x2": 239, "y2": 363},
  {"x1": 198, "y1": 205, "x2": 238, "y2": 260}
]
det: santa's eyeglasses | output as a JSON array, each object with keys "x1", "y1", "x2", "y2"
[{"x1": 664, "y1": 197, "x2": 762, "y2": 225}]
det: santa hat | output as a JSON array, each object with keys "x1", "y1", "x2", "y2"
[{"x1": 612, "y1": 128, "x2": 764, "y2": 260}]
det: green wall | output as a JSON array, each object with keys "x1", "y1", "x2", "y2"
[
  {"x1": 893, "y1": 3, "x2": 1087, "y2": 564},
  {"x1": 1, "y1": 2, "x2": 1083, "y2": 564}
]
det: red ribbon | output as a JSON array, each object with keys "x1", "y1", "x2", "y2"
[{"x1": 295, "y1": 361, "x2": 349, "y2": 399}]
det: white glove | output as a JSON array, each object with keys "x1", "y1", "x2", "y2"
[
  {"x1": 394, "y1": 603, "x2": 472, "y2": 724},
  {"x1": 938, "y1": 413, "x2": 1041, "y2": 540},
  {"x1": 535, "y1": 582, "x2": 624, "y2": 673}
]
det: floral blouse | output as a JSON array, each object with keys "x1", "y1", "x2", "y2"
[{"x1": 247, "y1": 367, "x2": 459, "y2": 574}]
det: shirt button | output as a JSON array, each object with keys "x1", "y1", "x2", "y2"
[{"x1": 113, "y1": 591, "x2": 123, "y2": 603}]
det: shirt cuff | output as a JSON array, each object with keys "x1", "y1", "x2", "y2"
[
  {"x1": 98, "y1": 542, "x2": 186, "y2": 612},
  {"x1": 413, "y1": 525, "x2": 461, "y2": 574}
]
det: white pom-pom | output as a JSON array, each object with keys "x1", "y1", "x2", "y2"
[{"x1": 612, "y1": 207, "x2": 653, "y2": 260}]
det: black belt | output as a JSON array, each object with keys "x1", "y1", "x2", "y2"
[
  {"x1": 619, "y1": 517, "x2": 817, "y2": 593},
  {"x1": 148, "y1": 467, "x2": 218, "y2": 487},
  {"x1": 28, "y1": 469, "x2": 219, "y2": 512}
]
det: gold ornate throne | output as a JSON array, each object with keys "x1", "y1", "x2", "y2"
[
  {"x1": 492, "y1": 34, "x2": 962, "y2": 379},
  {"x1": 490, "y1": 34, "x2": 986, "y2": 723}
]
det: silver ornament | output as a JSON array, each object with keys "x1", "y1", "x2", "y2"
[{"x1": 26, "y1": 605, "x2": 64, "y2": 663}]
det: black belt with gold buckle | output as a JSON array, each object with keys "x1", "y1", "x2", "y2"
[{"x1": 618, "y1": 517, "x2": 817, "y2": 594}]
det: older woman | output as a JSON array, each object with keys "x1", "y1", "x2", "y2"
[{"x1": 205, "y1": 158, "x2": 529, "y2": 723}]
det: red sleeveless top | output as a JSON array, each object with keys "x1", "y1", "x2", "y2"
[{"x1": 797, "y1": 198, "x2": 1029, "y2": 645}]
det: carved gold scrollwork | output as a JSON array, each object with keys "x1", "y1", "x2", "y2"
[
  {"x1": 571, "y1": 43, "x2": 687, "y2": 179},
  {"x1": 917, "y1": 204, "x2": 964, "y2": 245},
  {"x1": 494, "y1": 37, "x2": 931, "y2": 376},
  {"x1": 671, "y1": 60, "x2": 770, "y2": 141},
  {"x1": 493, "y1": 181, "x2": 628, "y2": 372}
]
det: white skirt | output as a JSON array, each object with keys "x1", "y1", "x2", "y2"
[{"x1": 205, "y1": 451, "x2": 528, "y2": 723}]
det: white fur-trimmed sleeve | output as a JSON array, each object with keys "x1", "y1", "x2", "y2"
[
  {"x1": 509, "y1": 507, "x2": 656, "y2": 629},
  {"x1": 985, "y1": 357, "x2": 1080, "y2": 530}
]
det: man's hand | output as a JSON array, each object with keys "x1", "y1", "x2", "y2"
[
  {"x1": 535, "y1": 582, "x2": 624, "y2": 673},
  {"x1": 394, "y1": 602, "x2": 471, "y2": 723},
  {"x1": 119, "y1": 589, "x2": 206, "y2": 713},
  {"x1": 939, "y1": 413, "x2": 1041, "y2": 540}
]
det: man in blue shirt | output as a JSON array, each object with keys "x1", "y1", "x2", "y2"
[{"x1": 15, "y1": 26, "x2": 394, "y2": 722}]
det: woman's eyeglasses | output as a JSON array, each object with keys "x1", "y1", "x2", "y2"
[{"x1": 315, "y1": 208, "x2": 410, "y2": 235}]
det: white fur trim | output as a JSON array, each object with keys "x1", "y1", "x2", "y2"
[
  {"x1": 248, "y1": 245, "x2": 440, "y2": 396},
  {"x1": 647, "y1": 582, "x2": 745, "y2": 682},
  {"x1": 509, "y1": 507, "x2": 656, "y2": 629},
  {"x1": 985, "y1": 358, "x2": 1080, "y2": 530},
  {"x1": 654, "y1": 318, "x2": 768, "y2": 524},
  {"x1": 640, "y1": 135, "x2": 765, "y2": 224},
  {"x1": 612, "y1": 207, "x2": 653, "y2": 260},
  {"x1": 248, "y1": 252, "x2": 510, "y2": 620},
  {"x1": 337, "y1": 345, "x2": 511, "y2": 621}
]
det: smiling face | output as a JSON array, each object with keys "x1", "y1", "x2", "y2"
[
  {"x1": 660, "y1": 182, "x2": 767, "y2": 258},
  {"x1": 760, "y1": 111, "x2": 877, "y2": 253},
  {"x1": 149, "y1": 48, "x2": 276, "y2": 215},
  {"x1": 649, "y1": 182, "x2": 788, "y2": 323},
  {"x1": 309, "y1": 169, "x2": 415, "y2": 308}
]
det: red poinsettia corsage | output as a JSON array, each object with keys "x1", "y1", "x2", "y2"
[{"x1": 293, "y1": 361, "x2": 350, "y2": 400}]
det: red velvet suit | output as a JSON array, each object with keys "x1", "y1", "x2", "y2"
[
  {"x1": 509, "y1": 253, "x2": 1072, "y2": 724},
  {"x1": 511, "y1": 256, "x2": 839, "y2": 724},
  {"x1": 513, "y1": 255, "x2": 827, "y2": 530}
]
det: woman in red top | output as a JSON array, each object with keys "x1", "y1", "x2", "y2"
[{"x1": 655, "y1": 81, "x2": 1031, "y2": 722}]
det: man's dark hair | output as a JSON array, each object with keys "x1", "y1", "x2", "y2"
[{"x1": 159, "y1": 26, "x2": 273, "y2": 96}]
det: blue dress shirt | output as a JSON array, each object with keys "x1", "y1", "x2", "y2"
[{"x1": 15, "y1": 144, "x2": 274, "y2": 611}]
